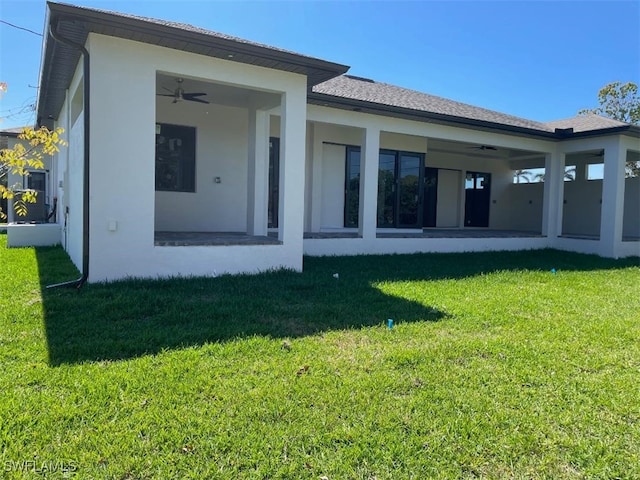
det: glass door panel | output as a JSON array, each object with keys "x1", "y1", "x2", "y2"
[
  {"x1": 398, "y1": 153, "x2": 421, "y2": 227},
  {"x1": 377, "y1": 151, "x2": 396, "y2": 227},
  {"x1": 268, "y1": 138, "x2": 279, "y2": 228},
  {"x1": 344, "y1": 147, "x2": 360, "y2": 227}
]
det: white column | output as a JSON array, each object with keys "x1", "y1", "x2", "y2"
[
  {"x1": 459, "y1": 171, "x2": 467, "y2": 228},
  {"x1": 246, "y1": 108, "x2": 269, "y2": 236},
  {"x1": 600, "y1": 137, "x2": 625, "y2": 257},
  {"x1": 359, "y1": 126, "x2": 380, "y2": 239},
  {"x1": 542, "y1": 150, "x2": 565, "y2": 237},
  {"x1": 310, "y1": 123, "x2": 323, "y2": 233},
  {"x1": 278, "y1": 90, "x2": 307, "y2": 257}
]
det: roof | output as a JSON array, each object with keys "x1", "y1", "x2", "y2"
[
  {"x1": 544, "y1": 114, "x2": 630, "y2": 133},
  {"x1": 311, "y1": 75, "x2": 556, "y2": 135},
  {"x1": 310, "y1": 76, "x2": 639, "y2": 138},
  {"x1": 36, "y1": 3, "x2": 636, "y2": 140},
  {"x1": 0, "y1": 127, "x2": 26, "y2": 137},
  {"x1": 37, "y1": 1, "x2": 349, "y2": 126}
]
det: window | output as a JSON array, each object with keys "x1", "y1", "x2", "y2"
[
  {"x1": 512, "y1": 168, "x2": 544, "y2": 184},
  {"x1": 511, "y1": 165, "x2": 576, "y2": 183},
  {"x1": 155, "y1": 123, "x2": 196, "y2": 192},
  {"x1": 564, "y1": 165, "x2": 576, "y2": 182},
  {"x1": 268, "y1": 137, "x2": 279, "y2": 228},
  {"x1": 344, "y1": 146, "x2": 360, "y2": 227},
  {"x1": 587, "y1": 163, "x2": 604, "y2": 180}
]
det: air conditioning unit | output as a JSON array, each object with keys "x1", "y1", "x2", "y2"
[{"x1": 16, "y1": 190, "x2": 47, "y2": 223}]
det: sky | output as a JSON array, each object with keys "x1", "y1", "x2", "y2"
[{"x1": 0, "y1": 0, "x2": 638, "y2": 130}]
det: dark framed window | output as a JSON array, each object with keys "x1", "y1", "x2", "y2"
[
  {"x1": 377, "y1": 149, "x2": 424, "y2": 228},
  {"x1": 155, "y1": 123, "x2": 196, "y2": 192},
  {"x1": 268, "y1": 137, "x2": 280, "y2": 228},
  {"x1": 344, "y1": 146, "x2": 360, "y2": 227}
]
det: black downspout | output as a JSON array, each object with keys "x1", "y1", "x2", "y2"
[{"x1": 46, "y1": 17, "x2": 90, "y2": 290}]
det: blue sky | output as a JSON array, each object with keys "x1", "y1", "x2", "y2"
[{"x1": 1, "y1": 0, "x2": 638, "y2": 129}]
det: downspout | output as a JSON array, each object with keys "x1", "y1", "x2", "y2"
[{"x1": 46, "y1": 17, "x2": 90, "y2": 289}]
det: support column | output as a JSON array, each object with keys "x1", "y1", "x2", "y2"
[
  {"x1": 279, "y1": 90, "x2": 307, "y2": 254},
  {"x1": 246, "y1": 108, "x2": 269, "y2": 236},
  {"x1": 310, "y1": 123, "x2": 323, "y2": 233},
  {"x1": 359, "y1": 126, "x2": 380, "y2": 239},
  {"x1": 458, "y1": 171, "x2": 467, "y2": 228},
  {"x1": 542, "y1": 150, "x2": 565, "y2": 238},
  {"x1": 600, "y1": 137, "x2": 625, "y2": 257}
]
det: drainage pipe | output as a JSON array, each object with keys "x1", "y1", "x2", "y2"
[{"x1": 46, "y1": 17, "x2": 90, "y2": 289}]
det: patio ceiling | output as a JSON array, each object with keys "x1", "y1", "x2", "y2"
[
  {"x1": 156, "y1": 73, "x2": 281, "y2": 110},
  {"x1": 427, "y1": 138, "x2": 544, "y2": 161}
]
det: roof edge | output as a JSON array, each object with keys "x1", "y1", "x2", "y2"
[
  {"x1": 46, "y1": 2, "x2": 350, "y2": 85},
  {"x1": 309, "y1": 92, "x2": 639, "y2": 141},
  {"x1": 308, "y1": 93, "x2": 559, "y2": 139}
]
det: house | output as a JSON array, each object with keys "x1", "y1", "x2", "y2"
[
  {"x1": 1, "y1": 127, "x2": 62, "y2": 246},
  {"x1": 26, "y1": 2, "x2": 640, "y2": 283}
]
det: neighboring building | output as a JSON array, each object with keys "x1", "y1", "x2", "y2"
[
  {"x1": 26, "y1": 2, "x2": 639, "y2": 282},
  {"x1": 1, "y1": 127, "x2": 54, "y2": 224}
]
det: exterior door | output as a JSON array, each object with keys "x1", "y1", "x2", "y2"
[
  {"x1": 464, "y1": 171, "x2": 491, "y2": 227},
  {"x1": 423, "y1": 167, "x2": 438, "y2": 227},
  {"x1": 377, "y1": 150, "x2": 424, "y2": 228},
  {"x1": 344, "y1": 146, "x2": 360, "y2": 228}
]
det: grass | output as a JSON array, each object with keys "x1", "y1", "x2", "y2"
[{"x1": 1, "y1": 233, "x2": 639, "y2": 479}]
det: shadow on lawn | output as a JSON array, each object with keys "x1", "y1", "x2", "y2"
[{"x1": 35, "y1": 247, "x2": 638, "y2": 366}]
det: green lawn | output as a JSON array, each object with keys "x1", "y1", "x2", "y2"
[{"x1": 1, "y1": 234, "x2": 639, "y2": 479}]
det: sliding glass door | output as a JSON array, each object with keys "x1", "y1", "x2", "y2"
[{"x1": 377, "y1": 150, "x2": 424, "y2": 228}]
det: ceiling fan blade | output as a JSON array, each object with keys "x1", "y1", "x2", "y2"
[
  {"x1": 184, "y1": 92, "x2": 207, "y2": 97},
  {"x1": 185, "y1": 97, "x2": 210, "y2": 104},
  {"x1": 162, "y1": 86, "x2": 174, "y2": 93},
  {"x1": 157, "y1": 94, "x2": 176, "y2": 97}
]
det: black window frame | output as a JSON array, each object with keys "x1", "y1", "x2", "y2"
[{"x1": 155, "y1": 123, "x2": 196, "y2": 193}]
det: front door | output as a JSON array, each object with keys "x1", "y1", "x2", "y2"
[{"x1": 464, "y1": 171, "x2": 491, "y2": 227}]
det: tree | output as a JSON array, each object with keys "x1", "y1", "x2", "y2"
[
  {"x1": 513, "y1": 169, "x2": 532, "y2": 184},
  {"x1": 0, "y1": 126, "x2": 67, "y2": 220},
  {"x1": 579, "y1": 81, "x2": 640, "y2": 177}
]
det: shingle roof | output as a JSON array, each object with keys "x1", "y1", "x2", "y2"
[
  {"x1": 54, "y1": 2, "x2": 340, "y2": 67},
  {"x1": 0, "y1": 127, "x2": 25, "y2": 137},
  {"x1": 311, "y1": 75, "x2": 556, "y2": 133},
  {"x1": 544, "y1": 114, "x2": 629, "y2": 133},
  {"x1": 38, "y1": 2, "x2": 349, "y2": 127}
]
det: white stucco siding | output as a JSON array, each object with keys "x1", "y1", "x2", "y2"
[
  {"x1": 304, "y1": 236, "x2": 549, "y2": 256},
  {"x1": 320, "y1": 143, "x2": 346, "y2": 228},
  {"x1": 154, "y1": 102, "x2": 249, "y2": 232},
  {"x1": 84, "y1": 33, "x2": 307, "y2": 282},
  {"x1": 623, "y1": 177, "x2": 639, "y2": 238},
  {"x1": 435, "y1": 169, "x2": 461, "y2": 228},
  {"x1": 507, "y1": 183, "x2": 544, "y2": 232},
  {"x1": 65, "y1": 114, "x2": 84, "y2": 269},
  {"x1": 307, "y1": 105, "x2": 554, "y2": 154}
]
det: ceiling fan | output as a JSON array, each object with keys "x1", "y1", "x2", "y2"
[
  {"x1": 157, "y1": 78, "x2": 209, "y2": 104},
  {"x1": 468, "y1": 145, "x2": 498, "y2": 151}
]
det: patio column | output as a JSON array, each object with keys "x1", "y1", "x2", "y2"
[
  {"x1": 247, "y1": 108, "x2": 270, "y2": 236},
  {"x1": 542, "y1": 151, "x2": 565, "y2": 238},
  {"x1": 599, "y1": 137, "x2": 626, "y2": 257},
  {"x1": 359, "y1": 126, "x2": 380, "y2": 239},
  {"x1": 278, "y1": 89, "x2": 307, "y2": 253},
  {"x1": 310, "y1": 123, "x2": 323, "y2": 233}
]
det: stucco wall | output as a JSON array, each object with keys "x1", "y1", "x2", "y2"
[
  {"x1": 83, "y1": 33, "x2": 307, "y2": 282},
  {"x1": 623, "y1": 177, "x2": 640, "y2": 237},
  {"x1": 154, "y1": 101, "x2": 249, "y2": 232},
  {"x1": 436, "y1": 169, "x2": 461, "y2": 228}
]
